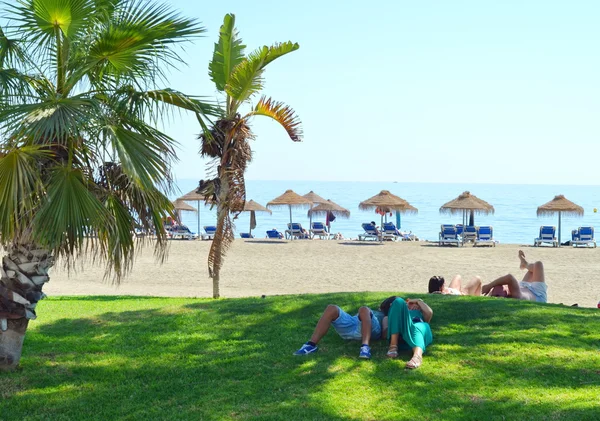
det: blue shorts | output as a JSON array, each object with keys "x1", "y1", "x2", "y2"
[{"x1": 332, "y1": 306, "x2": 382, "y2": 341}]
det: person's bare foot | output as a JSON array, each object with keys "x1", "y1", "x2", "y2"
[{"x1": 518, "y1": 250, "x2": 527, "y2": 270}]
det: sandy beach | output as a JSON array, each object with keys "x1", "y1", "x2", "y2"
[{"x1": 43, "y1": 239, "x2": 600, "y2": 308}]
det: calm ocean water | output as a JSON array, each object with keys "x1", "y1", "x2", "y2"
[{"x1": 171, "y1": 179, "x2": 600, "y2": 245}]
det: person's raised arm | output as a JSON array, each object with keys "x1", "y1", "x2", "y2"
[{"x1": 410, "y1": 299, "x2": 433, "y2": 323}]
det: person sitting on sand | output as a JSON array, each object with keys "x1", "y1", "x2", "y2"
[
  {"x1": 428, "y1": 275, "x2": 482, "y2": 296},
  {"x1": 384, "y1": 297, "x2": 433, "y2": 369},
  {"x1": 333, "y1": 232, "x2": 344, "y2": 240},
  {"x1": 481, "y1": 250, "x2": 547, "y2": 303},
  {"x1": 294, "y1": 298, "x2": 394, "y2": 359}
]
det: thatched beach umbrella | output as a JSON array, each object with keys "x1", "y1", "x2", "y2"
[
  {"x1": 360, "y1": 191, "x2": 418, "y2": 240},
  {"x1": 308, "y1": 199, "x2": 351, "y2": 232},
  {"x1": 303, "y1": 191, "x2": 328, "y2": 229},
  {"x1": 440, "y1": 191, "x2": 494, "y2": 227},
  {"x1": 267, "y1": 190, "x2": 312, "y2": 240},
  {"x1": 241, "y1": 200, "x2": 272, "y2": 237},
  {"x1": 537, "y1": 195, "x2": 583, "y2": 246},
  {"x1": 177, "y1": 188, "x2": 213, "y2": 234},
  {"x1": 172, "y1": 200, "x2": 197, "y2": 224}
]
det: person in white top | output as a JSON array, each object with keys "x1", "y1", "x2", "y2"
[
  {"x1": 428, "y1": 275, "x2": 482, "y2": 296},
  {"x1": 481, "y1": 250, "x2": 548, "y2": 303}
]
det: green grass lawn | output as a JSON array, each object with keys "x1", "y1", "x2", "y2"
[{"x1": 1, "y1": 294, "x2": 599, "y2": 421}]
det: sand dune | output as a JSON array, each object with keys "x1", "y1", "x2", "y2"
[{"x1": 44, "y1": 239, "x2": 600, "y2": 308}]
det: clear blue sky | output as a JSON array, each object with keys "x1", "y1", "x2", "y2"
[{"x1": 157, "y1": 1, "x2": 599, "y2": 184}]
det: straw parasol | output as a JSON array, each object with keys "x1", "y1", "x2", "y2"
[
  {"x1": 267, "y1": 190, "x2": 312, "y2": 240},
  {"x1": 303, "y1": 191, "x2": 328, "y2": 229},
  {"x1": 537, "y1": 195, "x2": 584, "y2": 246},
  {"x1": 360, "y1": 191, "x2": 418, "y2": 240},
  {"x1": 176, "y1": 188, "x2": 213, "y2": 235},
  {"x1": 308, "y1": 199, "x2": 351, "y2": 232},
  {"x1": 172, "y1": 199, "x2": 197, "y2": 224},
  {"x1": 440, "y1": 191, "x2": 494, "y2": 228},
  {"x1": 241, "y1": 200, "x2": 272, "y2": 237}
]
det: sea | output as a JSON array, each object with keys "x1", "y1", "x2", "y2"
[{"x1": 171, "y1": 179, "x2": 600, "y2": 245}]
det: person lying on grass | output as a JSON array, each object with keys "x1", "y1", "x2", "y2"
[
  {"x1": 293, "y1": 298, "x2": 394, "y2": 359},
  {"x1": 481, "y1": 250, "x2": 547, "y2": 303},
  {"x1": 428, "y1": 274, "x2": 482, "y2": 296},
  {"x1": 383, "y1": 297, "x2": 433, "y2": 370}
]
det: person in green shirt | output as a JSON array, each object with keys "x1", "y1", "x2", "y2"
[{"x1": 383, "y1": 297, "x2": 434, "y2": 369}]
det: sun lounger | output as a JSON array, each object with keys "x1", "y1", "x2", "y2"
[
  {"x1": 571, "y1": 226, "x2": 596, "y2": 248},
  {"x1": 201, "y1": 225, "x2": 217, "y2": 240},
  {"x1": 462, "y1": 226, "x2": 477, "y2": 243},
  {"x1": 382, "y1": 222, "x2": 400, "y2": 241},
  {"x1": 455, "y1": 224, "x2": 464, "y2": 237},
  {"x1": 474, "y1": 226, "x2": 496, "y2": 247},
  {"x1": 285, "y1": 223, "x2": 308, "y2": 239},
  {"x1": 534, "y1": 226, "x2": 557, "y2": 247},
  {"x1": 240, "y1": 232, "x2": 254, "y2": 239},
  {"x1": 310, "y1": 222, "x2": 330, "y2": 240},
  {"x1": 439, "y1": 224, "x2": 461, "y2": 246},
  {"x1": 358, "y1": 223, "x2": 381, "y2": 241},
  {"x1": 266, "y1": 229, "x2": 283, "y2": 239}
]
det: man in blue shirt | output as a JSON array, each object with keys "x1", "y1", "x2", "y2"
[{"x1": 293, "y1": 300, "x2": 390, "y2": 360}]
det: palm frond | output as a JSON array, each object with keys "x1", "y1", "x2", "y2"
[
  {"x1": 108, "y1": 123, "x2": 177, "y2": 191},
  {"x1": 0, "y1": 146, "x2": 48, "y2": 244},
  {"x1": 245, "y1": 96, "x2": 302, "y2": 142},
  {"x1": 32, "y1": 165, "x2": 109, "y2": 259},
  {"x1": 226, "y1": 41, "x2": 299, "y2": 110},
  {"x1": 85, "y1": 0, "x2": 204, "y2": 86},
  {"x1": 208, "y1": 13, "x2": 245, "y2": 92}
]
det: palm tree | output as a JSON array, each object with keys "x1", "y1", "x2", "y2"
[
  {"x1": 0, "y1": 0, "x2": 216, "y2": 371},
  {"x1": 198, "y1": 14, "x2": 302, "y2": 298}
]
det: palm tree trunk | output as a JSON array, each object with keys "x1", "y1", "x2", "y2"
[
  {"x1": 0, "y1": 244, "x2": 53, "y2": 371},
  {"x1": 208, "y1": 173, "x2": 231, "y2": 299}
]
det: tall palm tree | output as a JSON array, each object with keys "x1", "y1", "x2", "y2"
[
  {"x1": 198, "y1": 14, "x2": 302, "y2": 298},
  {"x1": 0, "y1": 0, "x2": 216, "y2": 371}
]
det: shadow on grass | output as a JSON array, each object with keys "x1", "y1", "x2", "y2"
[{"x1": 1, "y1": 294, "x2": 599, "y2": 420}]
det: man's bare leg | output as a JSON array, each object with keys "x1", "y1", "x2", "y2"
[
  {"x1": 309, "y1": 305, "x2": 339, "y2": 344},
  {"x1": 448, "y1": 274, "x2": 462, "y2": 290},
  {"x1": 357, "y1": 306, "x2": 372, "y2": 345},
  {"x1": 519, "y1": 250, "x2": 545, "y2": 283},
  {"x1": 463, "y1": 276, "x2": 482, "y2": 296},
  {"x1": 481, "y1": 274, "x2": 523, "y2": 298}
]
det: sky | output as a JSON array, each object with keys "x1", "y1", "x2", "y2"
[{"x1": 21, "y1": 1, "x2": 600, "y2": 185}]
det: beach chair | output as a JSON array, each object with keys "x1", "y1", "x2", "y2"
[
  {"x1": 202, "y1": 225, "x2": 217, "y2": 240},
  {"x1": 285, "y1": 223, "x2": 308, "y2": 239},
  {"x1": 358, "y1": 223, "x2": 380, "y2": 241},
  {"x1": 240, "y1": 232, "x2": 254, "y2": 239},
  {"x1": 439, "y1": 225, "x2": 461, "y2": 246},
  {"x1": 534, "y1": 226, "x2": 557, "y2": 247},
  {"x1": 474, "y1": 226, "x2": 496, "y2": 247},
  {"x1": 455, "y1": 224, "x2": 464, "y2": 237},
  {"x1": 310, "y1": 222, "x2": 330, "y2": 240},
  {"x1": 571, "y1": 226, "x2": 596, "y2": 248},
  {"x1": 382, "y1": 222, "x2": 400, "y2": 241},
  {"x1": 266, "y1": 229, "x2": 283, "y2": 239},
  {"x1": 462, "y1": 226, "x2": 477, "y2": 243}
]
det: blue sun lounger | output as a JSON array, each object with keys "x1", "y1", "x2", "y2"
[
  {"x1": 474, "y1": 226, "x2": 495, "y2": 247},
  {"x1": 202, "y1": 226, "x2": 217, "y2": 240},
  {"x1": 534, "y1": 226, "x2": 557, "y2": 247},
  {"x1": 310, "y1": 222, "x2": 330, "y2": 240},
  {"x1": 358, "y1": 223, "x2": 380, "y2": 241},
  {"x1": 266, "y1": 229, "x2": 283, "y2": 239},
  {"x1": 439, "y1": 225, "x2": 461, "y2": 246},
  {"x1": 571, "y1": 226, "x2": 596, "y2": 248}
]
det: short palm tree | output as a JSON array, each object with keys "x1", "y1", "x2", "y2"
[
  {"x1": 0, "y1": 0, "x2": 216, "y2": 371},
  {"x1": 199, "y1": 14, "x2": 302, "y2": 298}
]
